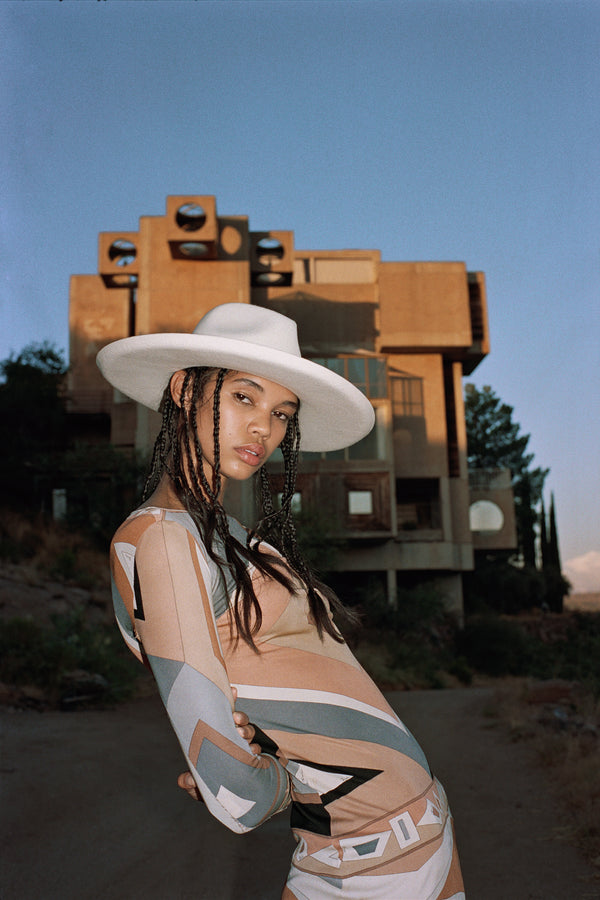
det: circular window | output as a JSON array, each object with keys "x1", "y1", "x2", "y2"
[
  {"x1": 108, "y1": 239, "x2": 136, "y2": 267},
  {"x1": 220, "y1": 225, "x2": 242, "y2": 256},
  {"x1": 179, "y1": 242, "x2": 210, "y2": 258},
  {"x1": 469, "y1": 500, "x2": 504, "y2": 533},
  {"x1": 255, "y1": 272, "x2": 286, "y2": 285},
  {"x1": 109, "y1": 274, "x2": 138, "y2": 287},
  {"x1": 256, "y1": 237, "x2": 284, "y2": 264},
  {"x1": 176, "y1": 203, "x2": 206, "y2": 232}
]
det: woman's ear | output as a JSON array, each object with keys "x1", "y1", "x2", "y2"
[{"x1": 169, "y1": 370, "x2": 187, "y2": 408}]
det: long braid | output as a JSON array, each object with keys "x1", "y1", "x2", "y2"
[
  {"x1": 142, "y1": 391, "x2": 179, "y2": 500},
  {"x1": 253, "y1": 414, "x2": 350, "y2": 641},
  {"x1": 185, "y1": 371, "x2": 214, "y2": 504},
  {"x1": 209, "y1": 369, "x2": 227, "y2": 505},
  {"x1": 254, "y1": 413, "x2": 299, "y2": 544}
]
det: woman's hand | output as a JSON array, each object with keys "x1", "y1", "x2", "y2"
[
  {"x1": 231, "y1": 684, "x2": 262, "y2": 755},
  {"x1": 177, "y1": 685, "x2": 260, "y2": 801},
  {"x1": 177, "y1": 771, "x2": 202, "y2": 801}
]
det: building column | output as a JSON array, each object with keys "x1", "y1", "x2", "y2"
[{"x1": 386, "y1": 569, "x2": 397, "y2": 607}]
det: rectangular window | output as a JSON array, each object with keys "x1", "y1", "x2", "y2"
[
  {"x1": 391, "y1": 374, "x2": 424, "y2": 418},
  {"x1": 347, "y1": 357, "x2": 367, "y2": 395},
  {"x1": 345, "y1": 472, "x2": 392, "y2": 532},
  {"x1": 348, "y1": 490, "x2": 373, "y2": 515},
  {"x1": 367, "y1": 358, "x2": 387, "y2": 399},
  {"x1": 313, "y1": 356, "x2": 387, "y2": 400},
  {"x1": 396, "y1": 478, "x2": 441, "y2": 530},
  {"x1": 323, "y1": 357, "x2": 345, "y2": 378},
  {"x1": 277, "y1": 491, "x2": 302, "y2": 513}
]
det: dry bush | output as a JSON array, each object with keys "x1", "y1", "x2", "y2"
[
  {"x1": 0, "y1": 509, "x2": 139, "y2": 707},
  {"x1": 490, "y1": 678, "x2": 600, "y2": 870},
  {"x1": 0, "y1": 508, "x2": 109, "y2": 590}
]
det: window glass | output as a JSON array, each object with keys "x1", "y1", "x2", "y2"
[
  {"x1": 313, "y1": 357, "x2": 387, "y2": 399},
  {"x1": 304, "y1": 357, "x2": 388, "y2": 461},
  {"x1": 368, "y1": 358, "x2": 387, "y2": 398},
  {"x1": 278, "y1": 492, "x2": 302, "y2": 513},
  {"x1": 347, "y1": 358, "x2": 367, "y2": 395},
  {"x1": 392, "y1": 376, "x2": 424, "y2": 417},
  {"x1": 469, "y1": 500, "x2": 504, "y2": 533},
  {"x1": 348, "y1": 490, "x2": 373, "y2": 515},
  {"x1": 315, "y1": 357, "x2": 345, "y2": 377},
  {"x1": 329, "y1": 358, "x2": 345, "y2": 377},
  {"x1": 396, "y1": 478, "x2": 441, "y2": 529}
]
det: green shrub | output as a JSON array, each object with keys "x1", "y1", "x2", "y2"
[
  {"x1": 464, "y1": 558, "x2": 569, "y2": 616},
  {"x1": 350, "y1": 583, "x2": 463, "y2": 689},
  {"x1": 0, "y1": 610, "x2": 140, "y2": 706},
  {"x1": 545, "y1": 613, "x2": 600, "y2": 695},
  {"x1": 292, "y1": 504, "x2": 345, "y2": 576},
  {"x1": 458, "y1": 612, "x2": 600, "y2": 694},
  {"x1": 457, "y1": 615, "x2": 531, "y2": 676}
]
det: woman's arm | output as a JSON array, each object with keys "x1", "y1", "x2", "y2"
[
  {"x1": 111, "y1": 516, "x2": 290, "y2": 833},
  {"x1": 178, "y1": 686, "x2": 261, "y2": 801}
]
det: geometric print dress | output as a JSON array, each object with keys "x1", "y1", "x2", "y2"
[{"x1": 110, "y1": 506, "x2": 465, "y2": 899}]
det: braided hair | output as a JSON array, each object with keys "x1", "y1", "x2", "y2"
[{"x1": 143, "y1": 366, "x2": 347, "y2": 649}]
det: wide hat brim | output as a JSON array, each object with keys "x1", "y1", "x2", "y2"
[{"x1": 96, "y1": 332, "x2": 375, "y2": 452}]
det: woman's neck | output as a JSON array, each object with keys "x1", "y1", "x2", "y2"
[
  {"x1": 143, "y1": 475, "x2": 185, "y2": 510},
  {"x1": 143, "y1": 472, "x2": 228, "y2": 510}
]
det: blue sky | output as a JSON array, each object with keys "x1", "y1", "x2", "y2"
[{"x1": 2, "y1": 0, "x2": 599, "y2": 588}]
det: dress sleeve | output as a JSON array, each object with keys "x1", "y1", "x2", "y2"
[{"x1": 111, "y1": 517, "x2": 290, "y2": 833}]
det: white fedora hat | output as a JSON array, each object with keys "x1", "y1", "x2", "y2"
[{"x1": 96, "y1": 303, "x2": 375, "y2": 453}]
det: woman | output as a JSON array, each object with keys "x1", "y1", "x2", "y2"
[{"x1": 97, "y1": 303, "x2": 464, "y2": 899}]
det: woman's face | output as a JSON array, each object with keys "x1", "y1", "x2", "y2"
[{"x1": 175, "y1": 369, "x2": 299, "y2": 483}]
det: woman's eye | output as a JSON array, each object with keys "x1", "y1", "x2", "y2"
[
  {"x1": 274, "y1": 410, "x2": 289, "y2": 422},
  {"x1": 234, "y1": 392, "x2": 251, "y2": 404}
]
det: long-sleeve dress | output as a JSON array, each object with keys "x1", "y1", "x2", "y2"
[{"x1": 110, "y1": 506, "x2": 465, "y2": 900}]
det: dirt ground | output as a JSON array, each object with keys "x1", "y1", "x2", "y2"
[{"x1": 2, "y1": 686, "x2": 599, "y2": 900}]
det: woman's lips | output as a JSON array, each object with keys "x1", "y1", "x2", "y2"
[{"x1": 235, "y1": 444, "x2": 266, "y2": 467}]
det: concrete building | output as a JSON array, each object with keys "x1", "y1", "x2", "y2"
[{"x1": 68, "y1": 194, "x2": 516, "y2": 613}]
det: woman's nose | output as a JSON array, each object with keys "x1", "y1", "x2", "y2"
[{"x1": 249, "y1": 410, "x2": 271, "y2": 436}]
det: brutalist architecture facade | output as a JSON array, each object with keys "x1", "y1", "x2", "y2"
[{"x1": 68, "y1": 195, "x2": 516, "y2": 613}]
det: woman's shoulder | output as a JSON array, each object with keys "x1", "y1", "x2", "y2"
[{"x1": 112, "y1": 505, "x2": 205, "y2": 550}]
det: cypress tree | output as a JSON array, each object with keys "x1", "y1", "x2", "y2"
[
  {"x1": 539, "y1": 497, "x2": 549, "y2": 570},
  {"x1": 544, "y1": 493, "x2": 566, "y2": 613},
  {"x1": 548, "y1": 492, "x2": 562, "y2": 570},
  {"x1": 518, "y1": 473, "x2": 537, "y2": 568}
]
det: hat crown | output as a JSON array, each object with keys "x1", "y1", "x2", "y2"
[
  {"x1": 193, "y1": 303, "x2": 301, "y2": 357},
  {"x1": 97, "y1": 301, "x2": 375, "y2": 452}
]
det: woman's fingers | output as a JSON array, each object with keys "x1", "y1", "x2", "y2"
[{"x1": 177, "y1": 771, "x2": 202, "y2": 801}]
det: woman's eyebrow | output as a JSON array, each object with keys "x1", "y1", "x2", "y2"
[{"x1": 231, "y1": 377, "x2": 299, "y2": 410}]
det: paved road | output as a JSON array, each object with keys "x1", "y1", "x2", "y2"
[{"x1": 2, "y1": 688, "x2": 598, "y2": 899}]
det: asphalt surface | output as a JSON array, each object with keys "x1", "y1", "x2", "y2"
[{"x1": 2, "y1": 687, "x2": 599, "y2": 899}]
